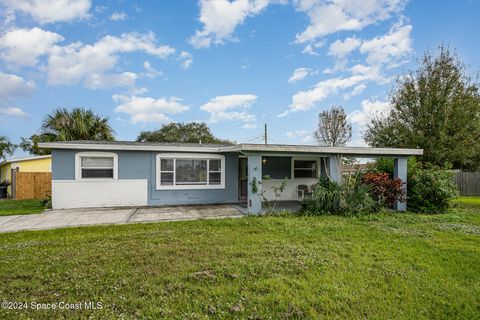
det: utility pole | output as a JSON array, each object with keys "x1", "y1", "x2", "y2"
[{"x1": 264, "y1": 123, "x2": 267, "y2": 145}]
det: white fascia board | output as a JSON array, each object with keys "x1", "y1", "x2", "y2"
[
  {"x1": 38, "y1": 142, "x2": 223, "y2": 153},
  {"x1": 225, "y1": 144, "x2": 423, "y2": 156}
]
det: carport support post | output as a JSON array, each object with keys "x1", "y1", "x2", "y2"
[
  {"x1": 394, "y1": 157, "x2": 408, "y2": 211},
  {"x1": 247, "y1": 155, "x2": 262, "y2": 214},
  {"x1": 327, "y1": 155, "x2": 342, "y2": 183}
]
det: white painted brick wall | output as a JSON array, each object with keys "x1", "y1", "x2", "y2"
[
  {"x1": 261, "y1": 178, "x2": 317, "y2": 201},
  {"x1": 52, "y1": 180, "x2": 148, "y2": 209}
]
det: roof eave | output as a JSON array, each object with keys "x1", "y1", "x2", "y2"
[
  {"x1": 37, "y1": 142, "x2": 223, "y2": 153},
  {"x1": 37, "y1": 142, "x2": 423, "y2": 156},
  {"x1": 224, "y1": 144, "x2": 423, "y2": 156}
]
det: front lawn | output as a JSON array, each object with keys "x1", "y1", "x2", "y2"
[
  {"x1": 0, "y1": 199, "x2": 46, "y2": 216},
  {"x1": 455, "y1": 196, "x2": 480, "y2": 207},
  {"x1": 1, "y1": 205, "x2": 479, "y2": 319}
]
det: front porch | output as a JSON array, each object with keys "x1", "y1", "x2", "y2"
[{"x1": 233, "y1": 144, "x2": 420, "y2": 215}]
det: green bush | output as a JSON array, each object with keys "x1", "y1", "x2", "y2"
[
  {"x1": 368, "y1": 159, "x2": 458, "y2": 213},
  {"x1": 300, "y1": 177, "x2": 378, "y2": 216},
  {"x1": 408, "y1": 166, "x2": 458, "y2": 214}
]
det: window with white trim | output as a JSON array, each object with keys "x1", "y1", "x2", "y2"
[
  {"x1": 75, "y1": 152, "x2": 118, "y2": 180},
  {"x1": 156, "y1": 154, "x2": 225, "y2": 189},
  {"x1": 81, "y1": 157, "x2": 114, "y2": 178},
  {"x1": 293, "y1": 160, "x2": 317, "y2": 178}
]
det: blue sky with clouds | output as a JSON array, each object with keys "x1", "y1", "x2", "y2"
[{"x1": 1, "y1": 0, "x2": 479, "y2": 152}]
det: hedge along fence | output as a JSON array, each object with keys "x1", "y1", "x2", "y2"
[
  {"x1": 13, "y1": 172, "x2": 52, "y2": 200},
  {"x1": 454, "y1": 172, "x2": 480, "y2": 196}
]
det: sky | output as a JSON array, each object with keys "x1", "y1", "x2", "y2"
[{"x1": 1, "y1": 0, "x2": 480, "y2": 154}]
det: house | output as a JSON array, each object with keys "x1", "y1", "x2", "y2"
[
  {"x1": 341, "y1": 163, "x2": 370, "y2": 176},
  {"x1": 38, "y1": 141, "x2": 423, "y2": 213},
  {"x1": 0, "y1": 155, "x2": 52, "y2": 197}
]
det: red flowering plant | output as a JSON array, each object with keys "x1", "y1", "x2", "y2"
[{"x1": 361, "y1": 172, "x2": 406, "y2": 208}]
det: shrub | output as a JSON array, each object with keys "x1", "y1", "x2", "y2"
[
  {"x1": 361, "y1": 172, "x2": 406, "y2": 208},
  {"x1": 42, "y1": 193, "x2": 52, "y2": 209},
  {"x1": 408, "y1": 166, "x2": 458, "y2": 214},
  {"x1": 368, "y1": 159, "x2": 458, "y2": 213},
  {"x1": 300, "y1": 177, "x2": 378, "y2": 216}
]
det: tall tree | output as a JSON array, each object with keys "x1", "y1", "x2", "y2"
[
  {"x1": 0, "y1": 136, "x2": 16, "y2": 161},
  {"x1": 21, "y1": 108, "x2": 115, "y2": 155},
  {"x1": 314, "y1": 106, "x2": 352, "y2": 146},
  {"x1": 364, "y1": 46, "x2": 480, "y2": 170},
  {"x1": 137, "y1": 122, "x2": 232, "y2": 144}
]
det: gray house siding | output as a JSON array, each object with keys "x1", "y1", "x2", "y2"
[
  {"x1": 51, "y1": 149, "x2": 239, "y2": 206},
  {"x1": 52, "y1": 149, "x2": 76, "y2": 180}
]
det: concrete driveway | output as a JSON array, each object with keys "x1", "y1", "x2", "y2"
[{"x1": 0, "y1": 204, "x2": 244, "y2": 233}]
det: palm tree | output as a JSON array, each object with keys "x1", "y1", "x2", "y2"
[
  {"x1": 42, "y1": 108, "x2": 114, "y2": 141},
  {"x1": 21, "y1": 108, "x2": 114, "y2": 154}
]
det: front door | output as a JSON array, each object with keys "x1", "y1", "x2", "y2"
[{"x1": 238, "y1": 157, "x2": 248, "y2": 200}]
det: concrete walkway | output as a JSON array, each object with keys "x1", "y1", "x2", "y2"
[{"x1": 0, "y1": 204, "x2": 244, "y2": 233}]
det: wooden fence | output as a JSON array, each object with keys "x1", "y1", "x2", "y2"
[
  {"x1": 454, "y1": 172, "x2": 480, "y2": 196},
  {"x1": 13, "y1": 172, "x2": 52, "y2": 200}
]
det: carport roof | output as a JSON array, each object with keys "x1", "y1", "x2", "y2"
[{"x1": 38, "y1": 140, "x2": 423, "y2": 156}]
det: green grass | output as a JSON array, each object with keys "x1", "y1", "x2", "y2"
[
  {"x1": 455, "y1": 196, "x2": 480, "y2": 207},
  {"x1": 1, "y1": 206, "x2": 479, "y2": 319},
  {"x1": 0, "y1": 199, "x2": 46, "y2": 216}
]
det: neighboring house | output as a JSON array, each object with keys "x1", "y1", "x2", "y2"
[
  {"x1": 0, "y1": 155, "x2": 52, "y2": 196},
  {"x1": 38, "y1": 141, "x2": 423, "y2": 213},
  {"x1": 341, "y1": 163, "x2": 370, "y2": 176}
]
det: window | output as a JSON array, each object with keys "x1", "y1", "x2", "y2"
[
  {"x1": 75, "y1": 152, "x2": 118, "y2": 180},
  {"x1": 156, "y1": 154, "x2": 224, "y2": 189},
  {"x1": 293, "y1": 159, "x2": 317, "y2": 178}
]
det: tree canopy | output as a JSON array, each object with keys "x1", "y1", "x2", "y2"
[
  {"x1": 314, "y1": 106, "x2": 352, "y2": 147},
  {"x1": 21, "y1": 108, "x2": 115, "y2": 155},
  {"x1": 364, "y1": 46, "x2": 480, "y2": 170},
  {"x1": 0, "y1": 136, "x2": 16, "y2": 161},
  {"x1": 136, "y1": 122, "x2": 232, "y2": 144}
]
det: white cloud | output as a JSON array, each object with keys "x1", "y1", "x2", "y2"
[
  {"x1": 280, "y1": 68, "x2": 381, "y2": 117},
  {"x1": 0, "y1": 28, "x2": 182, "y2": 90},
  {"x1": 348, "y1": 99, "x2": 390, "y2": 127},
  {"x1": 0, "y1": 72, "x2": 35, "y2": 118},
  {"x1": 201, "y1": 94, "x2": 257, "y2": 123},
  {"x1": 84, "y1": 72, "x2": 137, "y2": 89},
  {"x1": 0, "y1": 72, "x2": 36, "y2": 98},
  {"x1": 242, "y1": 123, "x2": 257, "y2": 129},
  {"x1": 328, "y1": 37, "x2": 361, "y2": 58},
  {"x1": 46, "y1": 32, "x2": 175, "y2": 87},
  {"x1": 0, "y1": 107, "x2": 28, "y2": 118},
  {"x1": 1, "y1": 0, "x2": 92, "y2": 24},
  {"x1": 94, "y1": 5, "x2": 107, "y2": 13},
  {"x1": 110, "y1": 11, "x2": 127, "y2": 21},
  {"x1": 302, "y1": 40, "x2": 325, "y2": 55},
  {"x1": 293, "y1": 0, "x2": 407, "y2": 43},
  {"x1": 285, "y1": 129, "x2": 314, "y2": 143},
  {"x1": 178, "y1": 51, "x2": 193, "y2": 69},
  {"x1": 288, "y1": 68, "x2": 312, "y2": 84},
  {"x1": 0, "y1": 27, "x2": 64, "y2": 67},
  {"x1": 343, "y1": 83, "x2": 367, "y2": 100},
  {"x1": 189, "y1": 0, "x2": 284, "y2": 48},
  {"x1": 359, "y1": 23, "x2": 413, "y2": 65},
  {"x1": 113, "y1": 94, "x2": 189, "y2": 123},
  {"x1": 143, "y1": 61, "x2": 163, "y2": 78}
]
